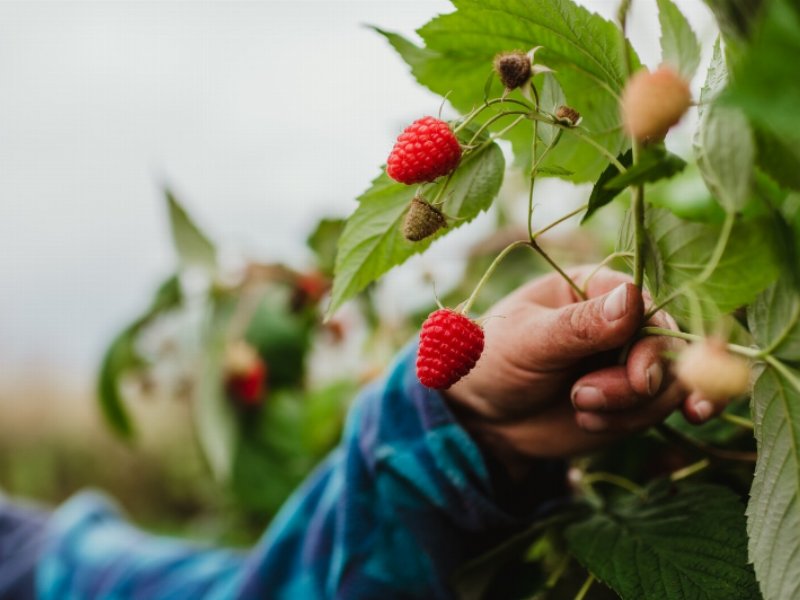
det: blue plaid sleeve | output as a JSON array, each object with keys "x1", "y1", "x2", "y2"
[{"x1": 33, "y1": 344, "x2": 566, "y2": 599}]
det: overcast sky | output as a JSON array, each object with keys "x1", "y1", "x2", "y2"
[{"x1": 0, "y1": 1, "x2": 714, "y2": 377}]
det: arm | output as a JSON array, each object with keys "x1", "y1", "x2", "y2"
[{"x1": 28, "y1": 345, "x2": 565, "y2": 600}]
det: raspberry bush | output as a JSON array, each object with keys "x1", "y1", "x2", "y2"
[{"x1": 326, "y1": 0, "x2": 800, "y2": 598}]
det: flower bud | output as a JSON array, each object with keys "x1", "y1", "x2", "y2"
[{"x1": 555, "y1": 105, "x2": 581, "y2": 127}]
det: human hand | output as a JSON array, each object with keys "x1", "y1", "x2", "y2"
[{"x1": 445, "y1": 266, "x2": 721, "y2": 473}]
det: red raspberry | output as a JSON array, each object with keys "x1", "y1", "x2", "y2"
[
  {"x1": 417, "y1": 308, "x2": 484, "y2": 389},
  {"x1": 387, "y1": 117, "x2": 462, "y2": 185},
  {"x1": 226, "y1": 361, "x2": 267, "y2": 406}
]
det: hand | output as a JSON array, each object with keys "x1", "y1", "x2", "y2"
[{"x1": 445, "y1": 266, "x2": 721, "y2": 474}]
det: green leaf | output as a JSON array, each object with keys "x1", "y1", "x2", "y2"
[
  {"x1": 700, "y1": 37, "x2": 728, "y2": 112},
  {"x1": 307, "y1": 218, "x2": 346, "y2": 276},
  {"x1": 726, "y1": 0, "x2": 800, "y2": 162},
  {"x1": 97, "y1": 326, "x2": 138, "y2": 439},
  {"x1": 582, "y1": 150, "x2": 633, "y2": 223},
  {"x1": 646, "y1": 165, "x2": 727, "y2": 223},
  {"x1": 375, "y1": 0, "x2": 639, "y2": 182},
  {"x1": 96, "y1": 275, "x2": 183, "y2": 439},
  {"x1": 749, "y1": 278, "x2": 800, "y2": 363},
  {"x1": 329, "y1": 136, "x2": 504, "y2": 316},
  {"x1": 748, "y1": 365, "x2": 800, "y2": 600},
  {"x1": 605, "y1": 145, "x2": 687, "y2": 191},
  {"x1": 694, "y1": 104, "x2": 754, "y2": 213},
  {"x1": 165, "y1": 189, "x2": 217, "y2": 274},
  {"x1": 566, "y1": 482, "x2": 759, "y2": 600},
  {"x1": 702, "y1": 0, "x2": 765, "y2": 44},
  {"x1": 536, "y1": 165, "x2": 574, "y2": 177},
  {"x1": 755, "y1": 127, "x2": 800, "y2": 192},
  {"x1": 657, "y1": 0, "x2": 702, "y2": 80},
  {"x1": 193, "y1": 295, "x2": 240, "y2": 481},
  {"x1": 638, "y1": 208, "x2": 779, "y2": 322},
  {"x1": 536, "y1": 72, "x2": 566, "y2": 147}
]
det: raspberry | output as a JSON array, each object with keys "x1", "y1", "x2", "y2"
[
  {"x1": 403, "y1": 197, "x2": 447, "y2": 242},
  {"x1": 674, "y1": 339, "x2": 751, "y2": 403},
  {"x1": 417, "y1": 308, "x2": 484, "y2": 389},
  {"x1": 386, "y1": 117, "x2": 462, "y2": 185},
  {"x1": 494, "y1": 51, "x2": 532, "y2": 90},
  {"x1": 621, "y1": 66, "x2": 691, "y2": 141},
  {"x1": 224, "y1": 341, "x2": 268, "y2": 406}
]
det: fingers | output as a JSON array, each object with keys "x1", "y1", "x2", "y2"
[
  {"x1": 514, "y1": 266, "x2": 633, "y2": 309},
  {"x1": 571, "y1": 365, "x2": 645, "y2": 412},
  {"x1": 575, "y1": 380, "x2": 685, "y2": 434},
  {"x1": 531, "y1": 283, "x2": 643, "y2": 367},
  {"x1": 682, "y1": 392, "x2": 726, "y2": 424},
  {"x1": 626, "y1": 309, "x2": 684, "y2": 397}
]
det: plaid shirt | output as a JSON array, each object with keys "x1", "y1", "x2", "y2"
[{"x1": 2, "y1": 344, "x2": 566, "y2": 599}]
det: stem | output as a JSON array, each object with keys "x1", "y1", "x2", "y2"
[
  {"x1": 574, "y1": 573, "x2": 596, "y2": 600},
  {"x1": 545, "y1": 555, "x2": 571, "y2": 589},
  {"x1": 564, "y1": 126, "x2": 628, "y2": 172},
  {"x1": 531, "y1": 202, "x2": 588, "y2": 240},
  {"x1": 655, "y1": 423, "x2": 758, "y2": 463},
  {"x1": 461, "y1": 240, "x2": 530, "y2": 315},
  {"x1": 631, "y1": 141, "x2": 646, "y2": 289},
  {"x1": 582, "y1": 471, "x2": 647, "y2": 499},
  {"x1": 452, "y1": 97, "x2": 534, "y2": 134},
  {"x1": 719, "y1": 412, "x2": 755, "y2": 430},
  {"x1": 528, "y1": 119, "x2": 538, "y2": 241},
  {"x1": 429, "y1": 172, "x2": 455, "y2": 207},
  {"x1": 466, "y1": 110, "x2": 529, "y2": 147},
  {"x1": 528, "y1": 241, "x2": 588, "y2": 300},
  {"x1": 670, "y1": 458, "x2": 711, "y2": 482},
  {"x1": 581, "y1": 251, "x2": 635, "y2": 294},
  {"x1": 527, "y1": 128, "x2": 564, "y2": 242},
  {"x1": 639, "y1": 327, "x2": 762, "y2": 358}
]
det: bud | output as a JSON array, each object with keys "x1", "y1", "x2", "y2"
[
  {"x1": 493, "y1": 51, "x2": 532, "y2": 91},
  {"x1": 555, "y1": 105, "x2": 581, "y2": 127},
  {"x1": 403, "y1": 197, "x2": 447, "y2": 242},
  {"x1": 621, "y1": 66, "x2": 691, "y2": 141},
  {"x1": 674, "y1": 339, "x2": 751, "y2": 403}
]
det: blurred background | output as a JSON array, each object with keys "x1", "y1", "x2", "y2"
[{"x1": 0, "y1": 0, "x2": 715, "y2": 544}]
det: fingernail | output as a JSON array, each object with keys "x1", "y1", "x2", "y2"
[
  {"x1": 572, "y1": 386, "x2": 606, "y2": 410},
  {"x1": 603, "y1": 284, "x2": 628, "y2": 321},
  {"x1": 694, "y1": 400, "x2": 713, "y2": 422},
  {"x1": 577, "y1": 412, "x2": 608, "y2": 432},
  {"x1": 646, "y1": 363, "x2": 663, "y2": 396}
]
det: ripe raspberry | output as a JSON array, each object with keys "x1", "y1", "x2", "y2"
[
  {"x1": 225, "y1": 341, "x2": 268, "y2": 406},
  {"x1": 403, "y1": 197, "x2": 447, "y2": 242},
  {"x1": 621, "y1": 66, "x2": 691, "y2": 141},
  {"x1": 674, "y1": 339, "x2": 751, "y2": 403},
  {"x1": 417, "y1": 308, "x2": 484, "y2": 389},
  {"x1": 494, "y1": 51, "x2": 532, "y2": 90},
  {"x1": 386, "y1": 117, "x2": 462, "y2": 185}
]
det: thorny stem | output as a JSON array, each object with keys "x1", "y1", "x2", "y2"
[
  {"x1": 466, "y1": 110, "x2": 529, "y2": 147},
  {"x1": 452, "y1": 97, "x2": 534, "y2": 134},
  {"x1": 655, "y1": 423, "x2": 758, "y2": 463},
  {"x1": 639, "y1": 327, "x2": 762, "y2": 359},
  {"x1": 580, "y1": 251, "x2": 635, "y2": 294},
  {"x1": 528, "y1": 241, "x2": 588, "y2": 300},
  {"x1": 574, "y1": 573, "x2": 596, "y2": 600},
  {"x1": 429, "y1": 172, "x2": 455, "y2": 208},
  {"x1": 461, "y1": 240, "x2": 530, "y2": 315},
  {"x1": 670, "y1": 458, "x2": 711, "y2": 482},
  {"x1": 582, "y1": 471, "x2": 647, "y2": 499},
  {"x1": 531, "y1": 202, "x2": 588, "y2": 240},
  {"x1": 527, "y1": 128, "x2": 564, "y2": 241}
]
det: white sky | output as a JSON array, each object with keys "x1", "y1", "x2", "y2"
[{"x1": 0, "y1": 1, "x2": 714, "y2": 377}]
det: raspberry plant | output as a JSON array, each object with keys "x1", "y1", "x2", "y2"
[{"x1": 328, "y1": 0, "x2": 800, "y2": 598}]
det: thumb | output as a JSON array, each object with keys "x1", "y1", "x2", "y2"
[{"x1": 533, "y1": 283, "x2": 643, "y2": 366}]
